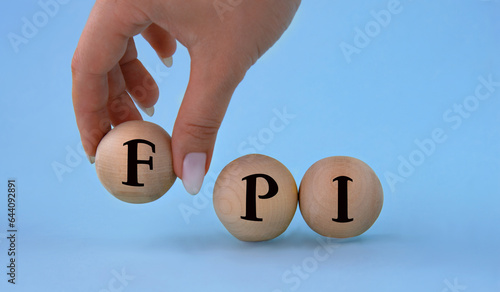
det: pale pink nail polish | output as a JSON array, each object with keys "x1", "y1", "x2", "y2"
[
  {"x1": 182, "y1": 152, "x2": 206, "y2": 195},
  {"x1": 87, "y1": 154, "x2": 95, "y2": 164}
]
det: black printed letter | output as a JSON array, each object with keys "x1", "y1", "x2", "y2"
[
  {"x1": 122, "y1": 139, "x2": 155, "y2": 187},
  {"x1": 240, "y1": 174, "x2": 278, "y2": 221},
  {"x1": 332, "y1": 176, "x2": 353, "y2": 222}
]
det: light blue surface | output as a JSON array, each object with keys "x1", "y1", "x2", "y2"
[{"x1": 1, "y1": 0, "x2": 499, "y2": 291}]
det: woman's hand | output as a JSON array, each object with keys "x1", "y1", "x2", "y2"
[{"x1": 72, "y1": 0, "x2": 301, "y2": 194}]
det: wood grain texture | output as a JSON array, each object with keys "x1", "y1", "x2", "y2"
[
  {"x1": 299, "y1": 156, "x2": 383, "y2": 238},
  {"x1": 213, "y1": 154, "x2": 298, "y2": 242},
  {"x1": 95, "y1": 120, "x2": 176, "y2": 204}
]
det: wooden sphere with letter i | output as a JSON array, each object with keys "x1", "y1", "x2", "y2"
[
  {"x1": 95, "y1": 120, "x2": 176, "y2": 204},
  {"x1": 299, "y1": 156, "x2": 383, "y2": 238},
  {"x1": 213, "y1": 154, "x2": 298, "y2": 242}
]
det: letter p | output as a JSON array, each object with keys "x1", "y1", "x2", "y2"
[{"x1": 240, "y1": 174, "x2": 279, "y2": 221}]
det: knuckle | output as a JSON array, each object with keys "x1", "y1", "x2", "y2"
[{"x1": 180, "y1": 118, "x2": 221, "y2": 141}]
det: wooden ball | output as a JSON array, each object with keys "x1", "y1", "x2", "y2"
[
  {"x1": 299, "y1": 156, "x2": 383, "y2": 238},
  {"x1": 95, "y1": 120, "x2": 176, "y2": 204},
  {"x1": 213, "y1": 154, "x2": 298, "y2": 242}
]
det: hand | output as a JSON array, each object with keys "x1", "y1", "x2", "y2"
[{"x1": 72, "y1": 0, "x2": 301, "y2": 195}]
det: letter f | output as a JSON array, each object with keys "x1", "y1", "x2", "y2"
[{"x1": 122, "y1": 139, "x2": 155, "y2": 187}]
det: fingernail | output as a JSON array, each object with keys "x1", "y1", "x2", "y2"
[
  {"x1": 182, "y1": 152, "x2": 206, "y2": 195},
  {"x1": 162, "y1": 56, "x2": 173, "y2": 68},
  {"x1": 138, "y1": 104, "x2": 155, "y2": 117},
  {"x1": 87, "y1": 155, "x2": 95, "y2": 164}
]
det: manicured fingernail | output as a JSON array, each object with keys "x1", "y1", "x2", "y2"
[
  {"x1": 162, "y1": 56, "x2": 173, "y2": 68},
  {"x1": 87, "y1": 155, "x2": 95, "y2": 164},
  {"x1": 138, "y1": 104, "x2": 155, "y2": 117},
  {"x1": 182, "y1": 152, "x2": 206, "y2": 195}
]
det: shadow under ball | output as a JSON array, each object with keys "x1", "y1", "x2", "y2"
[
  {"x1": 213, "y1": 154, "x2": 298, "y2": 242},
  {"x1": 95, "y1": 120, "x2": 176, "y2": 204},
  {"x1": 299, "y1": 156, "x2": 383, "y2": 238}
]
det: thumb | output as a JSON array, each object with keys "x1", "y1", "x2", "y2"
[{"x1": 172, "y1": 54, "x2": 246, "y2": 195}]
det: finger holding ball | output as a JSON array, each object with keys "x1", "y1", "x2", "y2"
[
  {"x1": 299, "y1": 156, "x2": 383, "y2": 238},
  {"x1": 213, "y1": 154, "x2": 298, "y2": 242},
  {"x1": 95, "y1": 120, "x2": 176, "y2": 204}
]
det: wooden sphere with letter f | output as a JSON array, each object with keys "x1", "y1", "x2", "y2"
[{"x1": 95, "y1": 120, "x2": 176, "y2": 204}]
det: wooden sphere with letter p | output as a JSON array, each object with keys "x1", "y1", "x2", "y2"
[
  {"x1": 95, "y1": 120, "x2": 176, "y2": 204},
  {"x1": 213, "y1": 154, "x2": 298, "y2": 242},
  {"x1": 299, "y1": 156, "x2": 383, "y2": 238}
]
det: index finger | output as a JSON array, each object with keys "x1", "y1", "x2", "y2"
[{"x1": 71, "y1": 0, "x2": 151, "y2": 160}]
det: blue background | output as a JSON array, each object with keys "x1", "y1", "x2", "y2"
[{"x1": 1, "y1": 0, "x2": 499, "y2": 291}]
